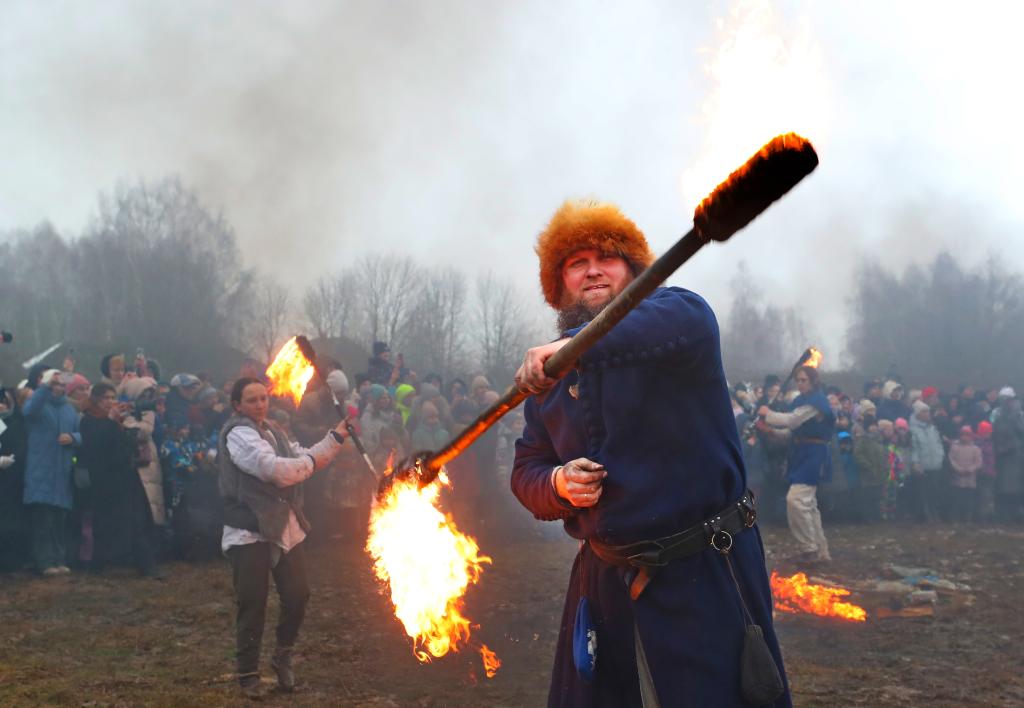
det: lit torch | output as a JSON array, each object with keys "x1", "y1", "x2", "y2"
[
  {"x1": 264, "y1": 337, "x2": 504, "y2": 673},
  {"x1": 371, "y1": 133, "x2": 819, "y2": 681},
  {"x1": 265, "y1": 336, "x2": 316, "y2": 406},
  {"x1": 383, "y1": 133, "x2": 820, "y2": 494}
]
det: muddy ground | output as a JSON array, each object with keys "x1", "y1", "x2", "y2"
[{"x1": 1, "y1": 514, "x2": 1022, "y2": 707}]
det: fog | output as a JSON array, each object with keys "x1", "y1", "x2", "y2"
[{"x1": 3, "y1": 0, "x2": 1023, "y2": 363}]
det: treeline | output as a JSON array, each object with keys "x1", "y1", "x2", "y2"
[
  {"x1": 720, "y1": 253, "x2": 1024, "y2": 387},
  {"x1": 845, "y1": 252, "x2": 1024, "y2": 386},
  {"x1": 0, "y1": 178, "x2": 548, "y2": 387}
]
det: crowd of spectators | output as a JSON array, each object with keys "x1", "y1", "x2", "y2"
[
  {"x1": 0, "y1": 342, "x2": 523, "y2": 577},
  {"x1": 734, "y1": 375, "x2": 1024, "y2": 527}
]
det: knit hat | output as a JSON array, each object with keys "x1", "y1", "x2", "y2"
[
  {"x1": 882, "y1": 380, "x2": 903, "y2": 399},
  {"x1": 326, "y1": 369, "x2": 350, "y2": 395},
  {"x1": 895, "y1": 417, "x2": 909, "y2": 431},
  {"x1": 535, "y1": 200, "x2": 655, "y2": 308},
  {"x1": 877, "y1": 419, "x2": 894, "y2": 433},
  {"x1": 858, "y1": 399, "x2": 877, "y2": 417},
  {"x1": 368, "y1": 384, "x2": 388, "y2": 401},
  {"x1": 170, "y1": 373, "x2": 201, "y2": 389},
  {"x1": 999, "y1": 386, "x2": 1017, "y2": 399},
  {"x1": 372, "y1": 341, "x2": 390, "y2": 357},
  {"x1": 921, "y1": 386, "x2": 939, "y2": 400},
  {"x1": 912, "y1": 399, "x2": 930, "y2": 415},
  {"x1": 196, "y1": 385, "x2": 218, "y2": 404},
  {"x1": 977, "y1": 421, "x2": 993, "y2": 438},
  {"x1": 65, "y1": 373, "x2": 90, "y2": 397}
]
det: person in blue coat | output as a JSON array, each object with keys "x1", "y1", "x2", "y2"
[
  {"x1": 512, "y1": 200, "x2": 789, "y2": 708},
  {"x1": 22, "y1": 370, "x2": 81, "y2": 574},
  {"x1": 759, "y1": 366, "x2": 835, "y2": 562}
]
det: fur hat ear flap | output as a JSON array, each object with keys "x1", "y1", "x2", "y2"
[{"x1": 535, "y1": 200, "x2": 655, "y2": 308}]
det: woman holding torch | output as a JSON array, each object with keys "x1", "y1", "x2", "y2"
[{"x1": 218, "y1": 377, "x2": 351, "y2": 698}]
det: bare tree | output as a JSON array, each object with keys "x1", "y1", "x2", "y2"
[
  {"x1": 357, "y1": 254, "x2": 419, "y2": 348},
  {"x1": 721, "y1": 261, "x2": 810, "y2": 377},
  {"x1": 248, "y1": 274, "x2": 292, "y2": 362},
  {"x1": 402, "y1": 267, "x2": 468, "y2": 381},
  {"x1": 475, "y1": 271, "x2": 541, "y2": 388},
  {"x1": 303, "y1": 269, "x2": 362, "y2": 340}
]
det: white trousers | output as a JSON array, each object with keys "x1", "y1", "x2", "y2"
[{"x1": 786, "y1": 483, "x2": 831, "y2": 560}]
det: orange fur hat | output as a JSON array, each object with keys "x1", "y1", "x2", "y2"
[{"x1": 535, "y1": 199, "x2": 655, "y2": 308}]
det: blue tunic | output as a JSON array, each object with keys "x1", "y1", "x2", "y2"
[
  {"x1": 787, "y1": 390, "x2": 835, "y2": 486},
  {"x1": 512, "y1": 287, "x2": 790, "y2": 708}
]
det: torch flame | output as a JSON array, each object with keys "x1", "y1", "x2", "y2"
[
  {"x1": 770, "y1": 571, "x2": 866, "y2": 622},
  {"x1": 265, "y1": 336, "x2": 315, "y2": 406},
  {"x1": 366, "y1": 469, "x2": 498, "y2": 671},
  {"x1": 802, "y1": 347, "x2": 823, "y2": 369}
]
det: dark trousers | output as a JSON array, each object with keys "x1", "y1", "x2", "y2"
[
  {"x1": 30, "y1": 504, "x2": 67, "y2": 571},
  {"x1": 227, "y1": 541, "x2": 310, "y2": 676},
  {"x1": 950, "y1": 487, "x2": 976, "y2": 523}
]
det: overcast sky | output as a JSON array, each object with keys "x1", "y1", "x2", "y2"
[{"x1": 3, "y1": 0, "x2": 1023, "y2": 364}]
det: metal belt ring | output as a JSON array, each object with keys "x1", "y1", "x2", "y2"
[{"x1": 710, "y1": 529, "x2": 733, "y2": 553}]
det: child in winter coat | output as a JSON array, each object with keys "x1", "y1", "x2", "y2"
[
  {"x1": 974, "y1": 421, "x2": 996, "y2": 521},
  {"x1": 948, "y1": 426, "x2": 982, "y2": 523}
]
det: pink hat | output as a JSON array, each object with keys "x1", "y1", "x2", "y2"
[
  {"x1": 64, "y1": 373, "x2": 90, "y2": 397},
  {"x1": 895, "y1": 417, "x2": 909, "y2": 431},
  {"x1": 960, "y1": 425, "x2": 974, "y2": 436}
]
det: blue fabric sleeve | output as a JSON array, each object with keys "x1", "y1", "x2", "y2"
[
  {"x1": 22, "y1": 385, "x2": 49, "y2": 419},
  {"x1": 511, "y1": 399, "x2": 578, "y2": 522},
  {"x1": 565, "y1": 288, "x2": 717, "y2": 371}
]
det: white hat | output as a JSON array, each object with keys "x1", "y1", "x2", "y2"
[
  {"x1": 999, "y1": 386, "x2": 1017, "y2": 399},
  {"x1": 912, "y1": 399, "x2": 930, "y2": 415},
  {"x1": 40, "y1": 369, "x2": 62, "y2": 385},
  {"x1": 326, "y1": 369, "x2": 349, "y2": 395}
]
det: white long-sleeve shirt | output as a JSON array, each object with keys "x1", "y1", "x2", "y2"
[
  {"x1": 221, "y1": 425, "x2": 341, "y2": 556},
  {"x1": 764, "y1": 405, "x2": 819, "y2": 431}
]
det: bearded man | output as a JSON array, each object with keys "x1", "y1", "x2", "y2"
[{"x1": 512, "y1": 200, "x2": 789, "y2": 708}]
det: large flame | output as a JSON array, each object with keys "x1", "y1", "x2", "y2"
[
  {"x1": 682, "y1": 0, "x2": 829, "y2": 209},
  {"x1": 366, "y1": 470, "x2": 499, "y2": 676},
  {"x1": 771, "y1": 571, "x2": 867, "y2": 622},
  {"x1": 265, "y1": 336, "x2": 315, "y2": 406}
]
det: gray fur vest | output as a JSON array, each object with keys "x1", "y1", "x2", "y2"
[{"x1": 218, "y1": 415, "x2": 310, "y2": 545}]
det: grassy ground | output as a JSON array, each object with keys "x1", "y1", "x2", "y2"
[{"x1": 1, "y1": 520, "x2": 1022, "y2": 706}]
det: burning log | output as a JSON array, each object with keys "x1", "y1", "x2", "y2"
[{"x1": 383, "y1": 133, "x2": 819, "y2": 492}]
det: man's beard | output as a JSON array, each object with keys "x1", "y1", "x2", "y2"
[{"x1": 556, "y1": 298, "x2": 608, "y2": 332}]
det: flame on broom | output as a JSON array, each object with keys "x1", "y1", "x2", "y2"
[
  {"x1": 366, "y1": 467, "x2": 500, "y2": 677},
  {"x1": 802, "y1": 347, "x2": 823, "y2": 369},
  {"x1": 265, "y1": 336, "x2": 315, "y2": 405},
  {"x1": 771, "y1": 571, "x2": 867, "y2": 622}
]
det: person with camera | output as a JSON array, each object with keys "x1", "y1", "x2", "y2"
[
  {"x1": 80, "y1": 382, "x2": 159, "y2": 576},
  {"x1": 219, "y1": 377, "x2": 352, "y2": 697},
  {"x1": 22, "y1": 370, "x2": 81, "y2": 575}
]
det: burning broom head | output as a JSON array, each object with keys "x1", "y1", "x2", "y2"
[
  {"x1": 693, "y1": 133, "x2": 818, "y2": 243},
  {"x1": 293, "y1": 335, "x2": 317, "y2": 367}
]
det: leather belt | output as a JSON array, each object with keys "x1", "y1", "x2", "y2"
[{"x1": 588, "y1": 491, "x2": 757, "y2": 599}]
